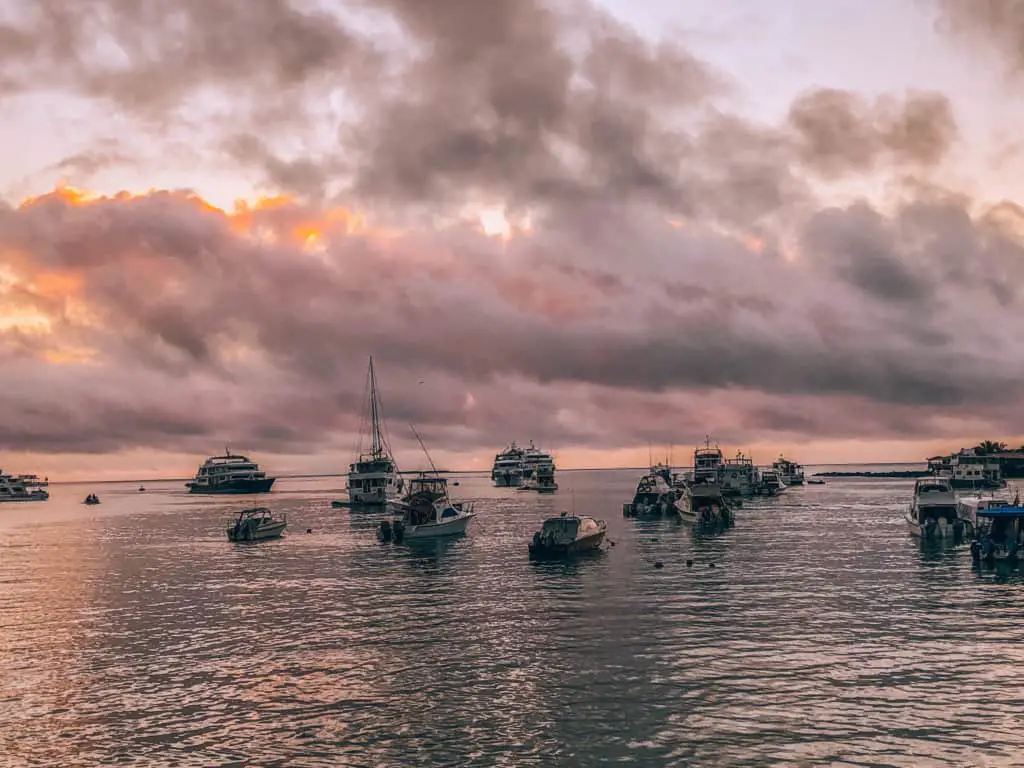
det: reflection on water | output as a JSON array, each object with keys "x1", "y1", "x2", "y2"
[{"x1": 2, "y1": 472, "x2": 1024, "y2": 766}]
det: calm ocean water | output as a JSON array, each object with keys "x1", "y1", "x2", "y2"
[{"x1": 2, "y1": 469, "x2": 1024, "y2": 767}]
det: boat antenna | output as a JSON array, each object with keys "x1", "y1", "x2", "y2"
[
  {"x1": 648, "y1": 442, "x2": 652, "y2": 468},
  {"x1": 368, "y1": 356, "x2": 383, "y2": 458},
  {"x1": 409, "y1": 423, "x2": 438, "y2": 476}
]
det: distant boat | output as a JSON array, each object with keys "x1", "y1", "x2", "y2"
[
  {"x1": 83, "y1": 494, "x2": 100, "y2": 505},
  {"x1": 772, "y1": 456, "x2": 805, "y2": 486},
  {"x1": 0, "y1": 469, "x2": 49, "y2": 502},
  {"x1": 491, "y1": 441, "x2": 525, "y2": 487},
  {"x1": 345, "y1": 357, "x2": 404, "y2": 506},
  {"x1": 185, "y1": 451, "x2": 275, "y2": 494},
  {"x1": 138, "y1": 485, "x2": 146, "y2": 493}
]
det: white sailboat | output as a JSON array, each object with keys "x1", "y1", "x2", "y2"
[{"x1": 347, "y1": 357, "x2": 404, "y2": 506}]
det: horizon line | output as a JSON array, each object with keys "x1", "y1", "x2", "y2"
[{"x1": 43, "y1": 460, "x2": 927, "y2": 485}]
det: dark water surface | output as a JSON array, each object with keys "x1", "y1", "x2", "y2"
[{"x1": 2, "y1": 470, "x2": 1023, "y2": 767}]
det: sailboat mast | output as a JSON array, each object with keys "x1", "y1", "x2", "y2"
[{"x1": 369, "y1": 357, "x2": 383, "y2": 458}]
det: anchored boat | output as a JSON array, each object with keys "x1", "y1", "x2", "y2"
[
  {"x1": 623, "y1": 471, "x2": 690, "y2": 520},
  {"x1": 970, "y1": 505, "x2": 1024, "y2": 564},
  {"x1": 905, "y1": 476, "x2": 967, "y2": 539},
  {"x1": 186, "y1": 451, "x2": 275, "y2": 494},
  {"x1": 346, "y1": 357, "x2": 404, "y2": 506},
  {"x1": 380, "y1": 426, "x2": 475, "y2": 542},
  {"x1": 227, "y1": 507, "x2": 287, "y2": 542},
  {"x1": 529, "y1": 512, "x2": 606, "y2": 557}
]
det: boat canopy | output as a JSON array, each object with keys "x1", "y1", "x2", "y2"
[
  {"x1": 542, "y1": 516, "x2": 580, "y2": 535},
  {"x1": 977, "y1": 506, "x2": 1024, "y2": 518}
]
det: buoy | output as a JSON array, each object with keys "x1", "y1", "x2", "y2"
[
  {"x1": 686, "y1": 559, "x2": 693, "y2": 567},
  {"x1": 306, "y1": 528, "x2": 312, "y2": 534},
  {"x1": 654, "y1": 561, "x2": 664, "y2": 569},
  {"x1": 709, "y1": 562, "x2": 716, "y2": 568}
]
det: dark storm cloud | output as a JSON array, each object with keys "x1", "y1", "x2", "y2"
[
  {"x1": 788, "y1": 89, "x2": 957, "y2": 178},
  {"x1": 3, "y1": 184, "x2": 1024, "y2": 458},
  {"x1": 935, "y1": 0, "x2": 1024, "y2": 69}
]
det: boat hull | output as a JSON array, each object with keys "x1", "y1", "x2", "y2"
[
  {"x1": 227, "y1": 521, "x2": 286, "y2": 542},
  {"x1": 349, "y1": 488, "x2": 390, "y2": 505},
  {"x1": 905, "y1": 509, "x2": 970, "y2": 539},
  {"x1": 493, "y1": 472, "x2": 522, "y2": 488},
  {"x1": 189, "y1": 477, "x2": 275, "y2": 494},
  {"x1": 529, "y1": 529, "x2": 605, "y2": 557},
  {"x1": 0, "y1": 494, "x2": 49, "y2": 502},
  {"x1": 404, "y1": 513, "x2": 474, "y2": 539}
]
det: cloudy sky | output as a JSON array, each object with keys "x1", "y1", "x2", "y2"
[{"x1": 2, "y1": 0, "x2": 1024, "y2": 480}]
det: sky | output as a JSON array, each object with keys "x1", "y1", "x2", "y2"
[{"x1": 3, "y1": 0, "x2": 1024, "y2": 481}]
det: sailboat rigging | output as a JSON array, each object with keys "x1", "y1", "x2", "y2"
[{"x1": 346, "y1": 357, "x2": 404, "y2": 506}]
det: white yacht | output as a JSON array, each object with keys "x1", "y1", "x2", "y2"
[
  {"x1": 226, "y1": 507, "x2": 287, "y2": 542},
  {"x1": 346, "y1": 357, "x2": 404, "y2": 506},
  {"x1": 772, "y1": 456, "x2": 805, "y2": 486},
  {"x1": 186, "y1": 451, "x2": 275, "y2": 494},
  {"x1": 521, "y1": 441, "x2": 555, "y2": 481},
  {"x1": 491, "y1": 442, "x2": 525, "y2": 487},
  {"x1": 906, "y1": 476, "x2": 966, "y2": 539},
  {"x1": 0, "y1": 469, "x2": 50, "y2": 502}
]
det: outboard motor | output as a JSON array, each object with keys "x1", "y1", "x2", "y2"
[{"x1": 379, "y1": 519, "x2": 393, "y2": 542}]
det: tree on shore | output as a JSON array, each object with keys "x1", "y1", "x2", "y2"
[{"x1": 973, "y1": 440, "x2": 1009, "y2": 455}]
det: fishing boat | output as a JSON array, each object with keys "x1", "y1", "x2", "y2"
[
  {"x1": 772, "y1": 456, "x2": 805, "y2": 486},
  {"x1": 691, "y1": 437, "x2": 724, "y2": 484},
  {"x1": 905, "y1": 476, "x2": 967, "y2": 539},
  {"x1": 491, "y1": 442, "x2": 525, "y2": 487},
  {"x1": 380, "y1": 427, "x2": 475, "y2": 541},
  {"x1": 0, "y1": 470, "x2": 49, "y2": 502},
  {"x1": 345, "y1": 357, "x2": 404, "y2": 506},
  {"x1": 720, "y1": 451, "x2": 757, "y2": 497},
  {"x1": 186, "y1": 451, "x2": 275, "y2": 494},
  {"x1": 754, "y1": 468, "x2": 788, "y2": 496},
  {"x1": 529, "y1": 512, "x2": 606, "y2": 557},
  {"x1": 226, "y1": 507, "x2": 287, "y2": 542}
]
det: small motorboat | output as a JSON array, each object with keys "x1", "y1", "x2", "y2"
[
  {"x1": 380, "y1": 473, "x2": 474, "y2": 542},
  {"x1": 138, "y1": 485, "x2": 146, "y2": 493},
  {"x1": 227, "y1": 507, "x2": 287, "y2": 542},
  {"x1": 83, "y1": 494, "x2": 101, "y2": 505},
  {"x1": 529, "y1": 512, "x2": 606, "y2": 557},
  {"x1": 906, "y1": 476, "x2": 967, "y2": 539},
  {"x1": 807, "y1": 478, "x2": 826, "y2": 485}
]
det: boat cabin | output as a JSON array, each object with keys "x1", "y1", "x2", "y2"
[{"x1": 407, "y1": 474, "x2": 448, "y2": 499}]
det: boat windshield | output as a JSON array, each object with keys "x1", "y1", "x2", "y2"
[{"x1": 542, "y1": 517, "x2": 579, "y2": 537}]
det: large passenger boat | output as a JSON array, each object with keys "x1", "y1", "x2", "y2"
[{"x1": 185, "y1": 451, "x2": 275, "y2": 494}]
